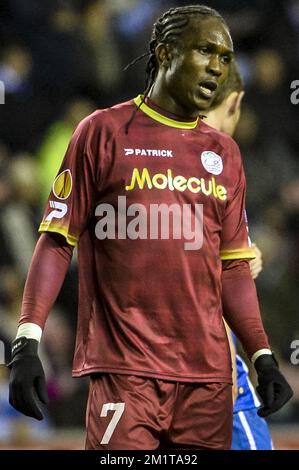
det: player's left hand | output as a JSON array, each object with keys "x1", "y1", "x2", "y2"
[{"x1": 255, "y1": 354, "x2": 293, "y2": 417}]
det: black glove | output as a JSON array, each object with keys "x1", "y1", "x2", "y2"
[
  {"x1": 255, "y1": 353, "x2": 293, "y2": 417},
  {"x1": 7, "y1": 336, "x2": 48, "y2": 420}
]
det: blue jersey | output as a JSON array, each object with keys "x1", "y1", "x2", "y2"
[
  {"x1": 234, "y1": 354, "x2": 261, "y2": 413},
  {"x1": 232, "y1": 408, "x2": 273, "y2": 450},
  {"x1": 231, "y1": 333, "x2": 260, "y2": 413},
  {"x1": 231, "y1": 339, "x2": 273, "y2": 450}
]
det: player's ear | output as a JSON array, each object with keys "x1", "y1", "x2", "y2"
[
  {"x1": 235, "y1": 91, "x2": 245, "y2": 111},
  {"x1": 156, "y1": 44, "x2": 172, "y2": 68},
  {"x1": 226, "y1": 91, "x2": 245, "y2": 115}
]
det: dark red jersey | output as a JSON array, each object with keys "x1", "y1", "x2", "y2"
[{"x1": 39, "y1": 96, "x2": 255, "y2": 382}]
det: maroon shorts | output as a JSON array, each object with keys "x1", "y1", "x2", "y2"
[{"x1": 85, "y1": 374, "x2": 232, "y2": 450}]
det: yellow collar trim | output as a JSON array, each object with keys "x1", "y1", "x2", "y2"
[{"x1": 134, "y1": 95, "x2": 199, "y2": 130}]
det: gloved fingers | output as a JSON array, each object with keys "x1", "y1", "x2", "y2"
[
  {"x1": 256, "y1": 385, "x2": 266, "y2": 403},
  {"x1": 257, "y1": 378, "x2": 275, "y2": 408},
  {"x1": 8, "y1": 353, "x2": 48, "y2": 420},
  {"x1": 10, "y1": 382, "x2": 44, "y2": 420},
  {"x1": 35, "y1": 375, "x2": 49, "y2": 405},
  {"x1": 268, "y1": 383, "x2": 294, "y2": 414},
  {"x1": 265, "y1": 381, "x2": 275, "y2": 408},
  {"x1": 257, "y1": 382, "x2": 294, "y2": 417},
  {"x1": 257, "y1": 405, "x2": 271, "y2": 418},
  {"x1": 258, "y1": 399, "x2": 285, "y2": 418},
  {"x1": 9, "y1": 381, "x2": 19, "y2": 410},
  {"x1": 256, "y1": 383, "x2": 275, "y2": 417},
  {"x1": 20, "y1": 387, "x2": 44, "y2": 420}
]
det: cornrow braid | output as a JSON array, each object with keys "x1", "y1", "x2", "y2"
[
  {"x1": 124, "y1": 5, "x2": 227, "y2": 133},
  {"x1": 144, "y1": 5, "x2": 227, "y2": 96}
]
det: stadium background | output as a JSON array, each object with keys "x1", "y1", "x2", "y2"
[{"x1": 0, "y1": 0, "x2": 299, "y2": 449}]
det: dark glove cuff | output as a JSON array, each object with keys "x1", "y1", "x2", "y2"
[
  {"x1": 255, "y1": 352, "x2": 278, "y2": 373},
  {"x1": 10, "y1": 337, "x2": 39, "y2": 360}
]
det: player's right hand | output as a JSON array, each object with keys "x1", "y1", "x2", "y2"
[{"x1": 7, "y1": 337, "x2": 48, "y2": 420}]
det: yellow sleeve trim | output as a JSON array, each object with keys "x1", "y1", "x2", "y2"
[
  {"x1": 39, "y1": 223, "x2": 78, "y2": 247},
  {"x1": 220, "y1": 248, "x2": 256, "y2": 260}
]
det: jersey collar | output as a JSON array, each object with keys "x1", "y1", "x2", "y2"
[{"x1": 134, "y1": 95, "x2": 199, "y2": 130}]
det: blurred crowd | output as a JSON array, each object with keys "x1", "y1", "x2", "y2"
[{"x1": 0, "y1": 0, "x2": 299, "y2": 444}]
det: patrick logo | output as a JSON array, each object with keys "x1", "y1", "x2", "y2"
[{"x1": 201, "y1": 151, "x2": 223, "y2": 176}]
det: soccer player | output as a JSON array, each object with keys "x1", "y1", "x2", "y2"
[
  {"x1": 205, "y1": 62, "x2": 273, "y2": 450},
  {"x1": 8, "y1": 5, "x2": 292, "y2": 450}
]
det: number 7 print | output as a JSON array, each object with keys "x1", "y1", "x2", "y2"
[{"x1": 100, "y1": 403, "x2": 125, "y2": 444}]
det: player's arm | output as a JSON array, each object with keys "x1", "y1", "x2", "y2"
[
  {"x1": 8, "y1": 232, "x2": 73, "y2": 420},
  {"x1": 221, "y1": 140, "x2": 292, "y2": 416},
  {"x1": 224, "y1": 243, "x2": 263, "y2": 405},
  {"x1": 222, "y1": 259, "x2": 268, "y2": 358},
  {"x1": 222, "y1": 259, "x2": 293, "y2": 416},
  {"x1": 8, "y1": 113, "x2": 99, "y2": 420}
]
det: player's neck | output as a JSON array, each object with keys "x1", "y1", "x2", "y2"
[
  {"x1": 148, "y1": 83, "x2": 201, "y2": 120},
  {"x1": 143, "y1": 95, "x2": 199, "y2": 123}
]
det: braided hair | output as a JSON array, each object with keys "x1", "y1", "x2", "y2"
[
  {"x1": 124, "y1": 5, "x2": 227, "y2": 132},
  {"x1": 143, "y1": 5, "x2": 227, "y2": 97}
]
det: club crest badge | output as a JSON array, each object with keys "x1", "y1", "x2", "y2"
[{"x1": 201, "y1": 151, "x2": 223, "y2": 175}]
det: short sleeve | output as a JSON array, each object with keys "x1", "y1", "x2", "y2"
[
  {"x1": 39, "y1": 115, "x2": 99, "y2": 246},
  {"x1": 220, "y1": 143, "x2": 255, "y2": 261}
]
